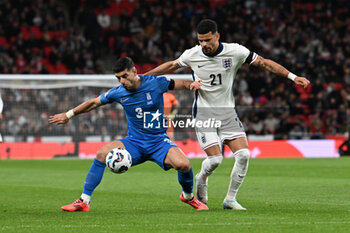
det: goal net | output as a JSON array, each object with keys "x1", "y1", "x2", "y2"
[{"x1": 0, "y1": 74, "x2": 195, "y2": 143}]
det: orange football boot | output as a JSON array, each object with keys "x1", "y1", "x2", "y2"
[
  {"x1": 180, "y1": 194, "x2": 209, "y2": 210},
  {"x1": 61, "y1": 199, "x2": 90, "y2": 212}
]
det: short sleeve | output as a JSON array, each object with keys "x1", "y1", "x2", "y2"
[
  {"x1": 100, "y1": 88, "x2": 119, "y2": 104},
  {"x1": 244, "y1": 52, "x2": 258, "y2": 64},
  {"x1": 178, "y1": 49, "x2": 192, "y2": 67},
  {"x1": 156, "y1": 76, "x2": 171, "y2": 93},
  {"x1": 235, "y1": 44, "x2": 251, "y2": 66}
]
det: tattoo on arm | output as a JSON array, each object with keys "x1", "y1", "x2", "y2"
[
  {"x1": 259, "y1": 58, "x2": 288, "y2": 77},
  {"x1": 257, "y1": 59, "x2": 262, "y2": 68},
  {"x1": 265, "y1": 62, "x2": 277, "y2": 73}
]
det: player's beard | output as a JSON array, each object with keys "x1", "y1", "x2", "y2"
[
  {"x1": 202, "y1": 47, "x2": 214, "y2": 56},
  {"x1": 124, "y1": 85, "x2": 134, "y2": 91},
  {"x1": 123, "y1": 82, "x2": 137, "y2": 91},
  {"x1": 124, "y1": 76, "x2": 141, "y2": 91}
]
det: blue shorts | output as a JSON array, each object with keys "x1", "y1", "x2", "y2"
[{"x1": 119, "y1": 134, "x2": 178, "y2": 171}]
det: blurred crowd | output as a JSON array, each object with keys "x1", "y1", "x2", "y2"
[
  {"x1": 0, "y1": 0, "x2": 349, "y2": 140},
  {"x1": 0, "y1": 87, "x2": 129, "y2": 141}
]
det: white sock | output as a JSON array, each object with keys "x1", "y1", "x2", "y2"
[
  {"x1": 182, "y1": 192, "x2": 193, "y2": 200},
  {"x1": 225, "y1": 149, "x2": 250, "y2": 201},
  {"x1": 198, "y1": 155, "x2": 223, "y2": 182},
  {"x1": 80, "y1": 193, "x2": 91, "y2": 204}
]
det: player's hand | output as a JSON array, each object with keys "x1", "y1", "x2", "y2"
[
  {"x1": 190, "y1": 80, "x2": 202, "y2": 91},
  {"x1": 0, "y1": 113, "x2": 2, "y2": 120},
  {"x1": 49, "y1": 113, "x2": 69, "y2": 124},
  {"x1": 294, "y1": 77, "x2": 310, "y2": 89}
]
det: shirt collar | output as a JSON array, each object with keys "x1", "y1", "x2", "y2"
[{"x1": 204, "y1": 42, "x2": 223, "y2": 57}]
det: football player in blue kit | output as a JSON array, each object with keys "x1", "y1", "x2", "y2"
[{"x1": 49, "y1": 57, "x2": 208, "y2": 211}]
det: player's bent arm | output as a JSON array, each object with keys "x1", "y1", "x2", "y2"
[
  {"x1": 144, "y1": 59, "x2": 181, "y2": 76},
  {"x1": 49, "y1": 96, "x2": 103, "y2": 124},
  {"x1": 251, "y1": 56, "x2": 310, "y2": 88},
  {"x1": 173, "y1": 80, "x2": 202, "y2": 91},
  {"x1": 71, "y1": 96, "x2": 103, "y2": 115}
]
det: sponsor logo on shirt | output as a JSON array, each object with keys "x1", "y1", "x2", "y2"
[{"x1": 120, "y1": 98, "x2": 129, "y2": 103}]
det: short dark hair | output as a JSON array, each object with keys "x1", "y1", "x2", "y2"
[
  {"x1": 197, "y1": 19, "x2": 218, "y2": 34},
  {"x1": 113, "y1": 57, "x2": 134, "y2": 73}
]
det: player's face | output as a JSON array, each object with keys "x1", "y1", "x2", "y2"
[
  {"x1": 115, "y1": 67, "x2": 140, "y2": 91},
  {"x1": 197, "y1": 32, "x2": 220, "y2": 55}
]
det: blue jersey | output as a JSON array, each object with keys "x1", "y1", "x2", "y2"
[{"x1": 100, "y1": 75, "x2": 170, "y2": 140}]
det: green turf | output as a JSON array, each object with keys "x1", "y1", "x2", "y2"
[{"x1": 0, "y1": 158, "x2": 350, "y2": 233}]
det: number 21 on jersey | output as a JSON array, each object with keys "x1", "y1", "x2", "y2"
[{"x1": 210, "y1": 73, "x2": 222, "y2": 85}]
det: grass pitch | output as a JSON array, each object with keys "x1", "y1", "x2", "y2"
[{"x1": 0, "y1": 158, "x2": 350, "y2": 233}]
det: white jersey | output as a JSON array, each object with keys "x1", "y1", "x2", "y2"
[{"x1": 178, "y1": 43, "x2": 257, "y2": 112}]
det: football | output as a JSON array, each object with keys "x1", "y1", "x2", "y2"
[{"x1": 106, "y1": 148, "x2": 132, "y2": 174}]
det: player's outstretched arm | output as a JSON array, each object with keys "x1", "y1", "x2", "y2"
[
  {"x1": 144, "y1": 60, "x2": 181, "y2": 76},
  {"x1": 49, "y1": 96, "x2": 103, "y2": 125},
  {"x1": 173, "y1": 80, "x2": 202, "y2": 91},
  {"x1": 251, "y1": 56, "x2": 310, "y2": 88}
]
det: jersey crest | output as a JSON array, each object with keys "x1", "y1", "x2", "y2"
[{"x1": 222, "y1": 58, "x2": 232, "y2": 69}]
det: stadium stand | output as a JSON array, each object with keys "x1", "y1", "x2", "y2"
[{"x1": 0, "y1": 0, "x2": 349, "y2": 141}]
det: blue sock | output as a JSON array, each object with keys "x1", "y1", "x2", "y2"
[
  {"x1": 178, "y1": 167, "x2": 193, "y2": 194},
  {"x1": 82, "y1": 159, "x2": 106, "y2": 196}
]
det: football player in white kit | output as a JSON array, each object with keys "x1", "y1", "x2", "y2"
[{"x1": 145, "y1": 19, "x2": 310, "y2": 210}]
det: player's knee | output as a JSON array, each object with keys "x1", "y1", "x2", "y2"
[
  {"x1": 175, "y1": 160, "x2": 191, "y2": 171},
  {"x1": 202, "y1": 155, "x2": 223, "y2": 175},
  {"x1": 234, "y1": 148, "x2": 250, "y2": 164},
  {"x1": 208, "y1": 155, "x2": 223, "y2": 168},
  {"x1": 96, "y1": 149, "x2": 108, "y2": 162}
]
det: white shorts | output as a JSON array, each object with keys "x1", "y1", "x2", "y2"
[{"x1": 194, "y1": 108, "x2": 246, "y2": 150}]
